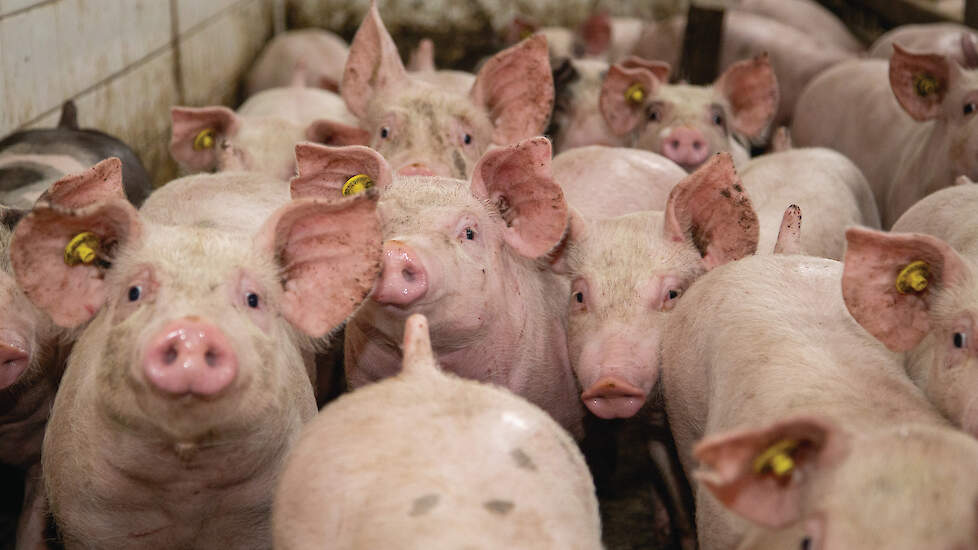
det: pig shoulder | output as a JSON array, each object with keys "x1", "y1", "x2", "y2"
[
  {"x1": 553, "y1": 146, "x2": 686, "y2": 218},
  {"x1": 237, "y1": 87, "x2": 357, "y2": 127},
  {"x1": 870, "y1": 23, "x2": 978, "y2": 65},
  {"x1": 891, "y1": 183, "x2": 978, "y2": 258}
]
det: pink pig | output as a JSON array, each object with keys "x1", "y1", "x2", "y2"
[
  {"x1": 843, "y1": 183, "x2": 978, "y2": 437},
  {"x1": 793, "y1": 45, "x2": 978, "y2": 227},
  {"x1": 340, "y1": 4, "x2": 553, "y2": 179},
  {"x1": 662, "y1": 252, "x2": 978, "y2": 549},
  {"x1": 10, "y1": 159, "x2": 382, "y2": 549},
  {"x1": 244, "y1": 29, "x2": 350, "y2": 96},
  {"x1": 290, "y1": 138, "x2": 584, "y2": 437},
  {"x1": 600, "y1": 55, "x2": 779, "y2": 171},
  {"x1": 870, "y1": 23, "x2": 978, "y2": 68},
  {"x1": 273, "y1": 314, "x2": 602, "y2": 549}
]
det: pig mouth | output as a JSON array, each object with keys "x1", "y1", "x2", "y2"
[
  {"x1": 581, "y1": 376, "x2": 647, "y2": 419},
  {"x1": 0, "y1": 333, "x2": 31, "y2": 391}
]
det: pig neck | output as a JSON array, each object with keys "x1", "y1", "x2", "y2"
[{"x1": 889, "y1": 120, "x2": 956, "y2": 226}]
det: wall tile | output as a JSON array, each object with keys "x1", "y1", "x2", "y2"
[{"x1": 1, "y1": 3, "x2": 64, "y2": 132}]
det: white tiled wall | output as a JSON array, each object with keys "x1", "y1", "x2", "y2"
[{"x1": 0, "y1": 0, "x2": 282, "y2": 185}]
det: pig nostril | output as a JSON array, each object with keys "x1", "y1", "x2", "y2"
[
  {"x1": 402, "y1": 268, "x2": 415, "y2": 283},
  {"x1": 692, "y1": 142, "x2": 702, "y2": 150},
  {"x1": 670, "y1": 140, "x2": 680, "y2": 148},
  {"x1": 204, "y1": 350, "x2": 219, "y2": 367},
  {"x1": 163, "y1": 346, "x2": 178, "y2": 365}
]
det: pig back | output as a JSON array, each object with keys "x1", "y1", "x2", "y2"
[
  {"x1": 891, "y1": 183, "x2": 978, "y2": 258},
  {"x1": 739, "y1": 147, "x2": 880, "y2": 258}
]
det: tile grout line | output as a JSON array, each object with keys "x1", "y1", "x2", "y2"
[
  {"x1": 0, "y1": 0, "x2": 58, "y2": 22},
  {"x1": 169, "y1": 0, "x2": 186, "y2": 105}
]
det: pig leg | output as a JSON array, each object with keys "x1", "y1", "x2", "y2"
[
  {"x1": 15, "y1": 464, "x2": 51, "y2": 550},
  {"x1": 648, "y1": 421, "x2": 698, "y2": 550}
]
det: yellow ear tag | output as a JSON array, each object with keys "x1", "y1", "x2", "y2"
[
  {"x1": 896, "y1": 260, "x2": 930, "y2": 294},
  {"x1": 752, "y1": 439, "x2": 799, "y2": 478},
  {"x1": 625, "y1": 83, "x2": 646, "y2": 106},
  {"x1": 913, "y1": 74, "x2": 939, "y2": 97},
  {"x1": 193, "y1": 128, "x2": 216, "y2": 151},
  {"x1": 64, "y1": 232, "x2": 99, "y2": 266},
  {"x1": 342, "y1": 174, "x2": 374, "y2": 197}
]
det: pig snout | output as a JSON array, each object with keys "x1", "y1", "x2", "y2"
[
  {"x1": 580, "y1": 376, "x2": 646, "y2": 419},
  {"x1": 0, "y1": 333, "x2": 30, "y2": 390},
  {"x1": 396, "y1": 163, "x2": 437, "y2": 177},
  {"x1": 373, "y1": 241, "x2": 428, "y2": 307},
  {"x1": 142, "y1": 319, "x2": 238, "y2": 397},
  {"x1": 661, "y1": 127, "x2": 709, "y2": 169}
]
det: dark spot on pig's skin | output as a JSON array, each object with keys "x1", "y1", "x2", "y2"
[
  {"x1": 511, "y1": 448, "x2": 537, "y2": 471},
  {"x1": 733, "y1": 183, "x2": 743, "y2": 193},
  {"x1": 452, "y1": 149, "x2": 467, "y2": 178},
  {"x1": 719, "y1": 188, "x2": 731, "y2": 199},
  {"x1": 410, "y1": 493, "x2": 440, "y2": 516},
  {"x1": 484, "y1": 500, "x2": 515, "y2": 515}
]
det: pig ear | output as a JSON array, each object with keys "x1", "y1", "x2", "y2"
[
  {"x1": 470, "y1": 34, "x2": 554, "y2": 145},
  {"x1": 961, "y1": 33, "x2": 978, "y2": 69},
  {"x1": 408, "y1": 38, "x2": 436, "y2": 72},
  {"x1": 256, "y1": 194, "x2": 383, "y2": 338},
  {"x1": 341, "y1": 3, "x2": 408, "y2": 119},
  {"x1": 169, "y1": 106, "x2": 240, "y2": 172},
  {"x1": 694, "y1": 416, "x2": 849, "y2": 529},
  {"x1": 304, "y1": 119, "x2": 371, "y2": 148},
  {"x1": 664, "y1": 153, "x2": 759, "y2": 269},
  {"x1": 290, "y1": 143, "x2": 393, "y2": 200},
  {"x1": 889, "y1": 44, "x2": 952, "y2": 121},
  {"x1": 579, "y1": 12, "x2": 612, "y2": 57},
  {"x1": 470, "y1": 137, "x2": 568, "y2": 259},
  {"x1": 773, "y1": 204, "x2": 802, "y2": 255},
  {"x1": 37, "y1": 157, "x2": 126, "y2": 210},
  {"x1": 400, "y1": 314, "x2": 439, "y2": 376},
  {"x1": 10, "y1": 199, "x2": 142, "y2": 328},
  {"x1": 549, "y1": 207, "x2": 589, "y2": 275},
  {"x1": 842, "y1": 227, "x2": 968, "y2": 352},
  {"x1": 600, "y1": 64, "x2": 662, "y2": 136},
  {"x1": 503, "y1": 15, "x2": 539, "y2": 45},
  {"x1": 715, "y1": 54, "x2": 779, "y2": 140},
  {"x1": 619, "y1": 56, "x2": 671, "y2": 82}
]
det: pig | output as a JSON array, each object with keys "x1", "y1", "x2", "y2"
[
  {"x1": 552, "y1": 153, "x2": 758, "y2": 421},
  {"x1": 341, "y1": 4, "x2": 553, "y2": 179},
  {"x1": 552, "y1": 145, "x2": 687, "y2": 218},
  {"x1": 169, "y1": 87, "x2": 367, "y2": 181},
  {"x1": 842, "y1": 183, "x2": 978, "y2": 437},
  {"x1": 738, "y1": 147, "x2": 880, "y2": 259},
  {"x1": 0, "y1": 101, "x2": 152, "y2": 208},
  {"x1": 406, "y1": 38, "x2": 478, "y2": 94},
  {"x1": 792, "y1": 45, "x2": 978, "y2": 227},
  {"x1": 729, "y1": 0, "x2": 863, "y2": 53},
  {"x1": 289, "y1": 137, "x2": 584, "y2": 437},
  {"x1": 870, "y1": 23, "x2": 978, "y2": 67},
  {"x1": 10, "y1": 159, "x2": 382, "y2": 549},
  {"x1": 631, "y1": 11, "x2": 854, "y2": 126},
  {"x1": 550, "y1": 56, "x2": 670, "y2": 153},
  {"x1": 244, "y1": 29, "x2": 349, "y2": 96},
  {"x1": 273, "y1": 314, "x2": 602, "y2": 549},
  {"x1": 600, "y1": 54, "x2": 779, "y2": 171},
  {"x1": 504, "y1": 13, "x2": 642, "y2": 64},
  {"x1": 660, "y1": 252, "x2": 978, "y2": 549}
]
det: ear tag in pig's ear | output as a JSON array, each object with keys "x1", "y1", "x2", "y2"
[
  {"x1": 625, "y1": 83, "x2": 646, "y2": 106},
  {"x1": 342, "y1": 174, "x2": 374, "y2": 197},
  {"x1": 752, "y1": 439, "x2": 799, "y2": 480},
  {"x1": 193, "y1": 128, "x2": 216, "y2": 151},
  {"x1": 896, "y1": 260, "x2": 930, "y2": 294},
  {"x1": 913, "y1": 74, "x2": 940, "y2": 98},
  {"x1": 64, "y1": 232, "x2": 99, "y2": 266}
]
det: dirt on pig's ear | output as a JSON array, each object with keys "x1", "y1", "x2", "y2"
[
  {"x1": 290, "y1": 143, "x2": 392, "y2": 200},
  {"x1": 470, "y1": 137, "x2": 568, "y2": 259},
  {"x1": 255, "y1": 194, "x2": 383, "y2": 338},
  {"x1": 889, "y1": 44, "x2": 951, "y2": 122},
  {"x1": 37, "y1": 157, "x2": 126, "y2": 210}
]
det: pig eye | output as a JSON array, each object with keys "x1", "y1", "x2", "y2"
[
  {"x1": 246, "y1": 292, "x2": 260, "y2": 309},
  {"x1": 667, "y1": 289, "x2": 681, "y2": 300},
  {"x1": 712, "y1": 112, "x2": 724, "y2": 126},
  {"x1": 380, "y1": 127, "x2": 390, "y2": 139},
  {"x1": 464, "y1": 227, "x2": 476, "y2": 240},
  {"x1": 463, "y1": 133, "x2": 473, "y2": 145},
  {"x1": 128, "y1": 286, "x2": 142, "y2": 302},
  {"x1": 574, "y1": 291, "x2": 584, "y2": 303},
  {"x1": 647, "y1": 107, "x2": 661, "y2": 122},
  {"x1": 954, "y1": 332, "x2": 968, "y2": 349},
  {"x1": 965, "y1": 103, "x2": 977, "y2": 116},
  {"x1": 800, "y1": 537, "x2": 811, "y2": 550}
]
